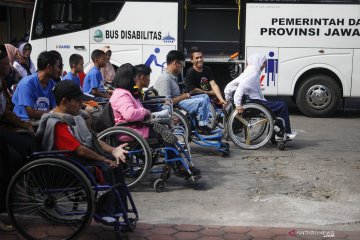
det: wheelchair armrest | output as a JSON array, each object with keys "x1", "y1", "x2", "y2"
[
  {"x1": 143, "y1": 99, "x2": 166, "y2": 103},
  {"x1": 145, "y1": 95, "x2": 167, "y2": 99},
  {"x1": 97, "y1": 100, "x2": 109, "y2": 106},
  {"x1": 116, "y1": 121, "x2": 151, "y2": 127},
  {"x1": 190, "y1": 92, "x2": 204, "y2": 96},
  {"x1": 29, "y1": 150, "x2": 72, "y2": 159}
]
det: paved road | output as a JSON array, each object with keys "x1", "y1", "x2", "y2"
[{"x1": 131, "y1": 105, "x2": 360, "y2": 232}]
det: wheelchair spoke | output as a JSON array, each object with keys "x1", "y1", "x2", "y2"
[
  {"x1": 235, "y1": 114, "x2": 250, "y2": 127},
  {"x1": 245, "y1": 127, "x2": 251, "y2": 145},
  {"x1": 250, "y1": 118, "x2": 269, "y2": 127}
]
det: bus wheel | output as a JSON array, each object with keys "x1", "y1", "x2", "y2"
[{"x1": 296, "y1": 74, "x2": 341, "y2": 117}]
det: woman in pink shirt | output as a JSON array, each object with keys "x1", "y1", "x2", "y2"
[
  {"x1": 110, "y1": 63, "x2": 151, "y2": 138},
  {"x1": 110, "y1": 63, "x2": 201, "y2": 178}
]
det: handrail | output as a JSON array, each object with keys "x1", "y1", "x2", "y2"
[
  {"x1": 237, "y1": 0, "x2": 241, "y2": 30},
  {"x1": 184, "y1": 0, "x2": 188, "y2": 29}
]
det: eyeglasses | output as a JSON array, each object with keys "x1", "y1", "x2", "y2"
[{"x1": 176, "y1": 61, "x2": 184, "y2": 67}]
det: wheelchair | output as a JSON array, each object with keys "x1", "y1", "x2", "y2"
[
  {"x1": 170, "y1": 84, "x2": 230, "y2": 157},
  {"x1": 172, "y1": 107, "x2": 230, "y2": 157},
  {"x1": 94, "y1": 97, "x2": 201, "y2": 192},
  {"x1": 225, "y1": 99, "x2": 289, "y2": 150},
  {"x1": 6, "y1": 150, "x2": 138, "y2": 240}
]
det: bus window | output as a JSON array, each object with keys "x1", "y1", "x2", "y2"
[
  {"x1": 89, "y1": 1, "x2": 124, "y2": 28},
  {"x1": 49, "y1": 0, "x2": 85, "y2": 36},
  {"x1": 32, "y1": 0, "x2": 44, "y2": 38}
]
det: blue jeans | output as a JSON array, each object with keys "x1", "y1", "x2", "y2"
[{"x1": 178, "y1": 94, "x2": 210, "y2": 126}]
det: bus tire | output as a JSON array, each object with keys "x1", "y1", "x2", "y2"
[{"x1": 296, "y1": 74, "x2": 341, "y2": 117}]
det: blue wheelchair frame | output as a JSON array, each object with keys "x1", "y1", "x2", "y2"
[
  {"x1": 6, "y1": 149, "x2": 138, "y2": 240},
  {"x1": 173, "y1": 108, "x2": 230, "y2": 157}
]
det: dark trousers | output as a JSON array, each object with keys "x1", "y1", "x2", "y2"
[
  {"x1": 75, "y1": 155, "x2": 127, "y2": 216},
  {"x1": 0, "y1": 128, "x2": 35, "y2": 213},
  {"x1": 259, "y1": 100, "x2": 292, "y2": 133}
]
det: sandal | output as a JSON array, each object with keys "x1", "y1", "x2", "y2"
[{"x1": 0, "y1": 220, "x2": 14, "y2": 232}]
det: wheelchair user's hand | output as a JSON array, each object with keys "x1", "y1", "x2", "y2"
[
  {"x1": 112, "y1": 143, "x2": 129, "y2": 164},
  {"x1": 104, "y1": 158, "x2": 118, "y2": 168},
  {"x1": 219, "y1": 99, "x2": 227, "y2": 107},
  {"x1": 145, "y1": 109, "x2": 152, "y2": 117},
  {"x1": 236, "y1": 105, "x2": 244, "y2": 114}
]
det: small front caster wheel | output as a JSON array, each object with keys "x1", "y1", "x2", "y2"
[
  {"x1": 278, "y1": 143, "x2": 286, "y2": 151},
  {"x1": 153, "y1": 179, "x2": 166, "y2": 192}
]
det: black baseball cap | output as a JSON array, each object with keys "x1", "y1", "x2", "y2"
[{"x1": 53, "y1": 80, "x2": 93, "y2": 102}]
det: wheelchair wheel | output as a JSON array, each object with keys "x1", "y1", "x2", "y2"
[
  {"x1": 97, "y1": 126, "x2": 152, "y2": 189},
  {"x1": 227, "y1": 103, "x2": 274, "y2": 150},
  {"x1": 6, "y1": 158, "x2": 94, "y2": 240},
  {"x1": 173, "y1": 109, "x2": 192, "y2": 142},
  {"x1": 207, "y1": 103, "x2": 217, "y2": 130}
]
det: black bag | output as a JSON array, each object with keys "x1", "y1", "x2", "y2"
[{"x1": 91, "y1": 102, "x2": 115, "y2": 132}]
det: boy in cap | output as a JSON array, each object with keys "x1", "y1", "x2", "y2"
[{"x1": 37, "y1": 80, "x2": 129, "y2": 218}]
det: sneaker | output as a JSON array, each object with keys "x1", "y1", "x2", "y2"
[
  {"x1": 275, "y1": 132, "x2": 297, "y2": 141},
  {"x1": 101, "y1": 216, "x2": 116, "y2": 223},
  {"x1": 152, "y1": 123, "x2": 178, "y2": 144},
  {"x1": 0, "y1": 221, "x2": 14, "y2": 232},
  {"x1": 189, "y1": 166, "x2": 201, "y2": 176},
  {"x1": 176, "y1": 165, "x2": 201, "y2": 178},
  {"x1": 287, "y1": 132, "x2": 297, "y2": 140},
  {"x1": 197, "y1": 125, "x2": 213, "y2": 135}
]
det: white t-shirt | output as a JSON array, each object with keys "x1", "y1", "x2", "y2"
[{"x1": 13, "y1": 61, "x2": 36, "y2": 78}]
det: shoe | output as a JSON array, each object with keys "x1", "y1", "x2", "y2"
[
  {"x1": 152, "y1": 123, "x2": 178, "y2": 144},
  {"x1": 0, "y1": 221, "x2": 14, "y2": 232},
  {"x1": 101, "y1": 216, "x2": 116, "y2": 223},
  {"x1": 176, "y1": 165, "x2": 201, "y2": 178},
  {"x1": 189, "y1": 166, "x2": 201, "y2": 176},
  {"x1": 197, "y1": 125, "x2": 213, "y2": 135},
  {"x1": 275, "y1": 132, "x2": 297, "y2": 141},
  {"x1": 287, "y1": 132, "x2": 297, "y2": 140}
]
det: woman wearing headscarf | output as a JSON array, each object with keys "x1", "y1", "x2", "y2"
[
  {"x1": 0, "y1": 44, "x2": 35, "y2": 232},
  {"x1": 4, "y1": 44, "x2": 18, "y2": 66},
  {"x1": 224, "y1": 53, "x2": 296, "y2": 140},
  {"x1": 3, "y1": 44, "x2": 21, "y2": 90},
  {"x1": 13, "y1": 42, "x2": 36, "y2": 78}
]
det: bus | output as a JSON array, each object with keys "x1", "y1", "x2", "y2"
[{"x1": 29, "y1": 0, "x2": 360, "y2": 117}]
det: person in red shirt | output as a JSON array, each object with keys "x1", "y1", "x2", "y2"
[{"x1": 37, "y1": 80, "x2": 129, "y2": 219}]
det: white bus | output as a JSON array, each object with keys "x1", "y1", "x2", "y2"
[{"x1": 29, "y1": 0, "x2": 360, "y2": 117}]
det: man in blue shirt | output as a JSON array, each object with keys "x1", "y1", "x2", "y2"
[
  {"x1": 83, "y1": 50, "x2": 110, "y2": 102},
  {"x1": 63, "y1": 53, "x2": 83, "y2": 87},
  {"x1": 12, "y1": 51, "x2": 58, "y2": 122}
]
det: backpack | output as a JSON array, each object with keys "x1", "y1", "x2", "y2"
[{"x1": 91, "y1": 102, "x2": 115, "y2": 132}]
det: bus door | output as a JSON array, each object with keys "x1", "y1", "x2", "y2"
[
  {"x1": 182, "y1": 0, "x2": 244, "y2": 88},
  {"x1": 351, "y1": 50, "x2": 360, "y2": 97}
]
